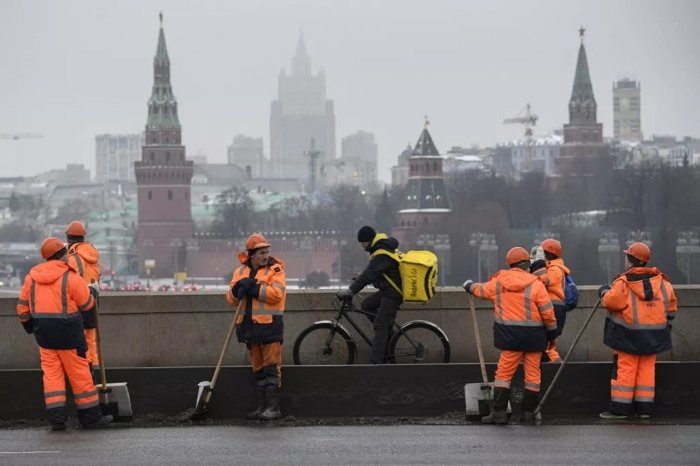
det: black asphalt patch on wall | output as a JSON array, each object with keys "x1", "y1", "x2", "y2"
[{"x1": 1, "y1": 362, "x2": 698, "y2": 421}]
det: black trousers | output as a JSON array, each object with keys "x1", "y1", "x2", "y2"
[{"x1": 360, "y1": 291, "x2": 402, "y2": 364}]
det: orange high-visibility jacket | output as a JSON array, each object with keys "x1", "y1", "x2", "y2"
[
  {"x1": 471, "y1": 267, "x2": 557, "y2": 351},
  {"x1": 226, "y1": 254, "x2": 286, "y2": 343},
  {"x1": 16, "y1": 260, "x2": 94, "y2": 351},
  {"x1": 602, "y1": 266, "x2": 676, "y2": 355},
  {"x1": 67, "y1": 242, "x2": 101, "y2": 285},
  {"x1": 533, "y1": 258, "x2": 570, "y2": 307}
]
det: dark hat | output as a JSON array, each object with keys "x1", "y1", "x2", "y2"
[{"x1": 357, "y1": 225, "x2": 376, "y2": 243}]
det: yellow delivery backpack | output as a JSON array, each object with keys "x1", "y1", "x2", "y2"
[{"x1": 373, "y1": 249, "x2": 438, "y2": 303}]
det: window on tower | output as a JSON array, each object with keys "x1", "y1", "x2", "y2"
[
  {"x1": 148, "y1": 190, "x2": 152, "y2": 200},
  {"x1": 168, "y1": 190, "x2": 173, "y2": 200}
]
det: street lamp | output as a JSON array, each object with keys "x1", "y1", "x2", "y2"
[
  {"x1": 598, "y1": 232, "x2": 621, "y2": 282},
  {"x1": 469, "y1": 233, "x2": 497, "y2": 282},
  {"x1": 676, "y1": 231, "x2": 700, "y2": 284}
]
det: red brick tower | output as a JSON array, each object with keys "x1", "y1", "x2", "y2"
[
  {"x1": 135, "y1": 14, "x2": 194, "y2": 279},
  {"x1": 557, "y1": 27, "x2": 610, "y2": 174}
]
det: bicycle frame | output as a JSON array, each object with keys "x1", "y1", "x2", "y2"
[{"x1": 332, "y1": 298, "x2": 428, "y2": 353}]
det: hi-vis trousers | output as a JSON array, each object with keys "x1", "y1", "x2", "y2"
[
  {"x1": 494, "y1": 350, "x2": 542, "y2": 393},
  {"x1": 609, "y1": 350, "x2": 656, "y2": 415}
]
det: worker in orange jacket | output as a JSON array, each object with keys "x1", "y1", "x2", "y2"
[
  {"x1": 463, "y1": 246, "x2": 557, "y2": 425},
  {"x1": 225, "y1": 233, "x2": 286, "y2": 421},
  {"x1": 16, "y1": 238, "x2": 112, "y2": 430},
  {"x1": 65, "y1": 220, "x2": 102, "y2": 382},
  {"x1": 530, "y1": 238, "x2": 571, "y2": 363},
  {"x1": 597, "y1": 242, "x2": 677, "y2": 420}
]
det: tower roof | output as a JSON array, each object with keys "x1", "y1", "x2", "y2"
[
  {"x1": 292, "y1": 30, "x2": 312, "y2": 76},
  {"x1": 147, "y1": 13, "x2": 180, "y2": 129},
  {"x1": 570, "y1": 27, "x2": 595, "y2": 104},
  {"x1": 412, "y1": 127, "x2": 440, "y2": 156}
]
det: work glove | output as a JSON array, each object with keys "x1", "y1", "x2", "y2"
[
  {"x1": 530, "y1": 246, "x2": 546, "y2": 262},
  {"x1": 546, "y1": 330, "x2": 558, "y2": 342},
  {"x1": 233, "y1": 277, "x2": 257, "y2": 299},
  {"x1": 88, "y1": 282, "x2": 99, "y2": 299},
  {"x1": 598, "y1": 284, "x2": 611, "y2": 299},
  {"x1": 336, "y1": 288, "x2": 354, "y2": 301},
  {"x1": 462, "y1": 279, "x2": 474, "y2": 294},
  {"x1": 21, "y1": 319, "x2": 34, "y2": 334}
]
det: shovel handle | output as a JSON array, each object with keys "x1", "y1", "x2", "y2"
[
  {"x1": 93, "y1": 293, "x2": 108, "y2": 392},
  {"x1": 469, "y1": 295, "x2": 489, "y2": 385},
  {"x1": 209, "y1": 301, "x2": 244, "y2": 390},
  {"x1": 535, "y1": 298, "x2": 602, "y2": 414}
]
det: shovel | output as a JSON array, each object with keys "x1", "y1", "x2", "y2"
[
  {"x1": 190, "y1": 301, "x2": 243, "y2": 421},
  {"x1": 94, "y1": 295, "x2": 133, "y2": 421},
  {"x1": 464, "y1": 294, "x2": 493, "y2": 418},
  {"x1": 532, "y1": 298, "x2": 602, "y2": 425}
]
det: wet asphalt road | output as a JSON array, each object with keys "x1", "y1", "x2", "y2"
[{"x1": 1, "y1": 424, "x2": 699, "y2": 465}]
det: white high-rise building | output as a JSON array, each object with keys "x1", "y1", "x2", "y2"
[
  {"x1": 95, "y1": 133, "x2": 144, "y2": 182},
  {"x1": 270, "y1": 33, "x2": 336, "y2": 182}
]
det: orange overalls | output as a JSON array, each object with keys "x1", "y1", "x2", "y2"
[
  {"x1": 17, "y1": 260, "x2": 102, "y2": 426},
  {"x1": 470, "y1": 268, "x2": 557, "y2": 395},
  {"x1": 533, "y1": 258, "x2": 571, "y2": 362},
  {"x1": 601, "y1": 267, "x2": 677, "y2": 416},
  {"x1": 67, "y1": 242, "x2": 102, "y2": 374},
  {"x1": 226, "y1": 254, "x2": 286, "y2": 388}
]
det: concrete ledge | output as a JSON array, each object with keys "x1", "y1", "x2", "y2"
[
  {"x1": 1, "y1": 362, "x2": 698, "y2": 421},
  {"x1": 2, "y1": 287, "x2": 699, "y2": 368}
]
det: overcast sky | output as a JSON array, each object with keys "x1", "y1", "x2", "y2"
[{"x1": 1, "y1": 0, "x2": 699, "y2": 182}]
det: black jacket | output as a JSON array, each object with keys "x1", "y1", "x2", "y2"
[{"x1": 349, "y1": 234, "x2": 402, "y2": 300}]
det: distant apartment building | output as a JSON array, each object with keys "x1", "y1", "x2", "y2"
[
  {"x1": 227, "y1": 135, "x2": 264, "y2": 179},
  {"x1": 339, "y1": 131, "x2": 378, "y2": 190},
  {"x1": 270, "y1": 33, "x2": 336, "y2": 182},
  {"x1": 613, "y1": 78, "x2": 642, "y2": 142},
  {"x1": 95, "y1": 134, "x2": 144, "y2": 182},
  {"x1": 495, "y1": 135, "x2": 562, "y2": 179},
  {"x1": 391, "y1": 144, "x2": 413, "y2": 188}
]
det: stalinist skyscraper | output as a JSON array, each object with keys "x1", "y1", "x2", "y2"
[{"x1": 270, "y1": 33, "x2": 336, "y2": 182}]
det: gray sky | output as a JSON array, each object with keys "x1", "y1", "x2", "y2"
[{"x1": 1, "y1": 0, "x2": 699, "y2": 182}]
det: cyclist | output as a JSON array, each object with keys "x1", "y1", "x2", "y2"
[{"x1": 336, "y1": 225, "x2": 403, "y2": 364}]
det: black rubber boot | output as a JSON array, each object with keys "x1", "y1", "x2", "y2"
[
  {"x1": 521, "y1": 389, "x2": 540, "y2": 425},
  {"x1": 481, "y1": 387, "x2": 509, "y2": 424},
  {"x1": 245, "y1": 385, "x2": 266, "y2": 420},
  {"x1": 81, "y1": 414, "x2": 113, "y2": 429},
  {"x1": 47, "y1": 407, "x2": 67, "y2": 431},
  {"x1": 259, "y1": 386, "x2": 282, "y2": 420}
]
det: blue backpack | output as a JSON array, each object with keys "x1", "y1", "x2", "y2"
[{"x1": 564, "y1": 274, "x2": 579, "y2": 311}]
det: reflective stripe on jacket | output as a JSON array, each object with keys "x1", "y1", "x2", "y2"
[
  {"x1": 16, "y1": 260, "x2": 93, "y2": 350},
  {"x1": 226, "y1": 255, "x2": 286, "y2": 344},
  {"x1": 533, "y1": 258, "x2": 570, "y2": 307},
  {"x1": 67, "y1": 242, "x2": 101, "y2": 285},
  {"x1": 471, "y1": 267, "x2": 556, "y2": 351},
  {"x1": 601, "y1": 267, "x2": 676, "y2": 355}
]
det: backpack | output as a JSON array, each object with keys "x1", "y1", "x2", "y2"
[
  {"x1": 564, "y1": 274, "x2": 579, "y2": 311},
  {"x1": 374, "y1": 250, "x2": 438, "y2": 303}
]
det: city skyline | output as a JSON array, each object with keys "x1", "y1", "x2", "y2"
[{"x1": 1, "y1": 0, "x2": 699, "y2": 182}]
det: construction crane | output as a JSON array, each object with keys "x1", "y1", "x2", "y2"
[
  {"x1": 0, "y1": 133, "x2": 43, "y2": 140},
  {"x1": 304, "y1": 137, "x2": 322, "y2": 194},
  {"x1": 503, "y1": 103, "x2": 538, "y2": 171}
]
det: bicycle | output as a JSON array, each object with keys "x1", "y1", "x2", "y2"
[{"x1": 292, "y1": 297, "x2": 451, "y2": 365}]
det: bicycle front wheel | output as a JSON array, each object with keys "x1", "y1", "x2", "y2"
[
  {"x1": 292, "y1": 322, "x2": 356, "y2": 365},
  {"x1": 388, "y1": 321, "x2": 451, "y2": 364}
]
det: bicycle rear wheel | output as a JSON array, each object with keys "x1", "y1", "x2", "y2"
[
  {"x1": 388, "y1": 321, "x2": 451, "y2": 364},
  {"x1": 292, "y1": 322, "x2": 356, "y2": 365}
]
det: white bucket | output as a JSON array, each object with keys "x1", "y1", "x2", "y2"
[{"x1": 464, "y1": 382, "x2": 512, "y2": 418}]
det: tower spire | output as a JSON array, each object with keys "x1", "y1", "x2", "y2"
[
  {"x1": 568, "y1": 26, "x2": 596, "y2": 124},
  {"x1": 292, "y1": 29, "x2": 311, "y2": 76},
  {"x1": 147, "y1": 15, "x2": 179, "y2": 130}
]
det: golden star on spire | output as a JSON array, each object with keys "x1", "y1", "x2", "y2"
[
  {"x1": 424, "y1": 115, "x2": 430, "y2": 129},
  {"x1": 579, "y1": 26, "x2": 585, "y2": 43}
]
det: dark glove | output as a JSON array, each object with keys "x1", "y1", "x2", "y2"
[
  {"x1": 336, "y1": 288, "x2": 354, "y2": 301},
  {"x1": 547, "y1": 330, "x2": 558, "y2": 342},
  {"x1": 529, "y1": 259, "x2": 546, "y2": 273},
  {"x1": 462, "y1": 279, "x2": 474, "y2": 294},
  {"x1": 247, "y1": 283, "x2": 261, "y2": 298},
  {"x1": 598, "y1": 285, "x2": 611, "y2": 299},
  {"x1": 88, "y1": 282, "x2": 99, "y2": 299},
  {"x1": 21, "y1": 319, "x2": 34, "y2": 334},
  {"x1": 234, "y1": 278, "x2": 257, "y2": 299}
]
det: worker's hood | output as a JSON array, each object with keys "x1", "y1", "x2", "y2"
[{"x1": 29, "y1": 260, "x2": 71, "y2": 285}]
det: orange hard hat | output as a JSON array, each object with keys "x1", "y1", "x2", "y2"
[
  {"x1": 541, "y1": 238, "x2": 562, "y2": 257},
  {"x1": 624, "y1": 242, "x2": 651, "y2": 263},
  {"x1": 506, "y1": 246, "x2": 530, "y2": 266},
  {"x1": 41, "y1": 237, "x2": 66, "y2": 260},
  {"x1": 245, "y1": 233, "x2": 270, "y2": 251},
  {"x1": 65, "y1": 221, "x2": 86, "y2": 237}
]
